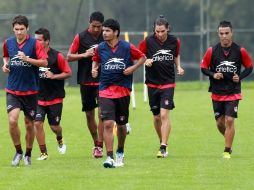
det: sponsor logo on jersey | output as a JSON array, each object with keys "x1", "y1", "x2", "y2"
[
  {"x1": 10, "y1": 54, "x2": 31, "y2": 67},
  {"x1": 216, "y1": 61, "x2": 237, "y2": 73},
  {"x1": 104, "y1": 58, "x2": 126, "y2": 70},
  {"x1": 152, "y1": 49, "x2": 173, "y2": 62}
]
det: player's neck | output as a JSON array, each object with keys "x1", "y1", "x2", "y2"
[{"x1": 107, "y1": 38, "x2": 119, "y2": 48}]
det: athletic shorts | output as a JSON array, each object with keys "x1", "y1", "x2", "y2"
[
  {"x1": 80, "y1": 85, "x2": 99, "y2": 112},
  {"x1": 148, "y1": 87, "x2": 175, "y2": 115},
  {"x1": 35, "y1": 103, "x2": 63, "y2": 125},
  {"x1": 212, "y1": 100, "x2": 239, "y2": 119},
  {"x1": 99, "y1": 96, "x2": 130, "y2": 125},
  {"x1": 6, "y1": 93, "x2": 37, "y2": 121}
]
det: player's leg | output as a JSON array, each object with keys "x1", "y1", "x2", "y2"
[
  {"x1": 148, "y1": 87, "x2": 162, "y2": 142},
  {"x1": 115, "y1": 96, "x2": 130, "y2": 167},
  {"x1": 213, "y1": 100, "x2": 226, "y2": 135},
  {"x1": 23, "y1": 94, "x2": 37, "y2": 166},
  {"x1": 47, "y1": 103, "x2": 66, "y2": 154},
  {"x1": 7, "y1": 93, "x2": 24, "y2": 166},
  {"x1": 35, "y1": 105, "x2": 48, "y2": 160},
  {"x1": 100, "y1": 97, "x2": 116, "y2": 168}
]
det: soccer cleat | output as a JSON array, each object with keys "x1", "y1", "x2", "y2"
[
  {"x1": 126, "y1": 123, "x2": 131, "y2": 135},
  {"x1": 37, "y1": 153, "x2": 48, "y2": 161},
  {"x1": 58, "y1": 143, "x2": 66, "y2": 154},
  {"x1": 103, "y1": 156, "x2": 115, "y2": 168},
  {"x1": 115, "y1": 152, "x2": 124, "y2": 167},
  {"x1": 222, "y1": 152, "x2": 231, "y2": 159},
  {"x1": 11, "y1": 153, "x2": 23, "y2": 166},
  {"x1": 24, "y1": 156, "x2": 32, "y2": 166},
  {"x1": 157, "y1": 148, "x2": 168, "y2": 158},
  {"x1": 93, "y1": 147, "x2": 103, "y2": 158}
]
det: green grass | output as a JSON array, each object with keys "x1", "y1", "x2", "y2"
[{"x1": 0, "y1": 81, "x2": 254, "y2": 190}]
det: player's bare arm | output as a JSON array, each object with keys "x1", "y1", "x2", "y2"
[
  {"x1": 123, "y1": 56, "x2": 146, "y2": 75},
  {"x1": 17, "y1": 51, "x2": 47, "y2": 67},
  {"x1": 67, "y1": 48, "x2": 94, "y2": 62},
  {"x1": 175, "y1": 55, "x2": 184, "y2": 75},
  {"x1": 2, "y1": 57, "x2": 10, "y2": 73}
]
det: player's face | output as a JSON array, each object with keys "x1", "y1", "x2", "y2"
[
  {"x1": 218, "y1": 27, "x2": 233, "y2": 47},
  {"x1": 13, "y1": 24, "x2": 28, "y2": 42},
  {"x1": 102, "y1": 27, "x2": 118, "y2": 42},
  {"x1": 89, "y1": 20, "x2": 103, "y2": 37},
  {"x1": 154, "y1": 25, "x2": 169, "y2": 43},
  {"x1": 34, "y1": 34, "x2": 48, "y2": 49}
]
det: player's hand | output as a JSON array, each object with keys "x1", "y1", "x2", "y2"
[
  {"x1": 2, "y1": 63, "x2": 10, "y2": 73},
  {"x1": 45, "y1": 70, "x2": 54, "y2": 79},
  {"x1": 177, "y1": 66, "x2": 184, "y2": 76},
  {"x1": 232, "y1": 72, "x2": 240, "y2": 83},
  {"x1": 213, "y1": 72, "x2": 224, "y2": 80},
  {"x1": 123, "y1": 66, "x2": 135, "y2": 75},
  {"x1": 83, "y1": 48, "x2": 94, "y2": 58},
  {"x1": 17, "y1": 51, "x2": 28, "y2": 62},
  {"x1": 144, "y1": 59, "x2": 153, "y2": 67}
]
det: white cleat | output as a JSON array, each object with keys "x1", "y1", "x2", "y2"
[{"x1": 58, "y1": 144, "x2": 66, "y2": 154}]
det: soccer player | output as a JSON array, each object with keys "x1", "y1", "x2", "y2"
[
  {"x1": 200, "y1": 21, "x2": 253, "y2": 159},
  {"x1": 2, "y1": 15, "x2": 48, "y2": 166},
  {"x1": 92, "y1": 18, "x2": 146, "y2": 168},
  {"x1": 34, "y1": 28, "x2": 72, "y2": 160},
  {"x1": 67, "y1": 11, "x2": 104, "y2": 158},
  {"x1": 139, "y1": 15, "x2": 184, "y2": 158}
]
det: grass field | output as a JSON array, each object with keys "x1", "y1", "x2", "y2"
[{"x1": 0, "y1": 81, "x2": 254, "y2": 190}]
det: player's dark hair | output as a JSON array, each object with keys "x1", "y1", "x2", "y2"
[
  {"x1": 153, "y1": 15, "x2": 171, "y2": 32},
  {"x1": 12, "y1": 15, "x2": 29, "y2": 28},
  {"x1": 35, "y1": 28, "x2": 50, "y2": 41},
  {"x1": 218, "y1": 20, "x2": 232, "y2": 30},
  {"x1": 89, "y1": 11, "x2": 104, "y2": 23},
  {"x1": 103, "y1": 18, "x2": 120, "y2": 37}
]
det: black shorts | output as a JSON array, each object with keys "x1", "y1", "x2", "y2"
[
  {"x1": 6, "y1": 93, "x2": 37, "y2": 121},
  {"x1": 148, "y1": 87, "x2": 175, "y2": 115},
  {"x1": 80, "y1": 85, "x2": 99, "y2": 111},
  {"x1": 35, "y1": 103, "x2": 63, "y2": 125},
  {"x1": 99, "y1": 96, "x2": 130, "y2": 125},
  {"x1": 212, "y1": 100, "x2": 239, "y2": 119}
]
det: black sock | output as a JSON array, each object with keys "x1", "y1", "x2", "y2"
[
  {"x1": 107, "y1": 151, "x2": 114, "y2": 159},
  {"x1": 25, "y1": 148, "x2": 32, "y2": 157},
  {"x1": 160, "y1": 145, "x2": 167, "y2": 150},
  {"x1": 224, "y1": 147, "x2": 231, "y2": 153},
  {"x1": 15, "y1": 144, "x2": 23, "y2": 154},
  {"x1": 57, "y1": 135, "x2": 63, "y2": 144},
  {"x1": 39, "y1": 144, "x2": 47, "y2": 154},
  {"x1": 117, "y1": 147, "x2": 124, "y2": 153},
  {"x1": 97, "y1": 141, "x2": 103, "y2": 148}
]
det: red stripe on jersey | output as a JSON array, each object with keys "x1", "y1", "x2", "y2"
[
  {"x1": 57, "y1": 52, "x2": 72, "y2": 74},
  {"x1": 147, "y1": 83, "x2": 176, "y2": 89},
  {"x1": 211, "y1": 93, "x2": 242, "y2": 101},
  {"x1": 240, "y1": 48, "x2": 253, "y2": 68},
  {"x1": 38, "y1": 98, "x2": 64, "y2": 106},
  {"x1": 68, "y1": 34, "x2": 80, "y2": 54},
  {"x1": 99, "y1": 85, "x2": 130, "y2": 98},
  {"x1": 200, "y1": 47, "x2": 213, "y2": 69},
  {"x1": 5, "y1": 88, "x2": 38, "y2": 95},
  {"x1": 138, "y1": 39, "x2": 147, "y2": 54},
  {"x1": 81, "y1": 82, "x2": 99, "y2": 86}
]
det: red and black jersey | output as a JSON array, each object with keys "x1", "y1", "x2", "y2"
[
  {"x1": 201, "y1": 42, "x2": 252, "y2": 96},
  {"x1": 38, "y1": 48, "x2": 69, "y2": 101},
  {"x1": 77, "y1": 30, "x2": 103, "y2": 84},
  {"x1": 140, "y1": 34, "x2": 179, "y2": 85}
]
